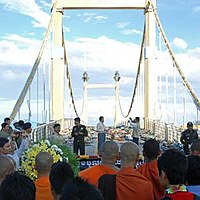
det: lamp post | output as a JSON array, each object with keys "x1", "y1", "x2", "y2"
[
  {"x1": 114, "y1": 71, "x2": 121, "y2": 127},
  {"x1": 82, "y1": 71, "x2": 89, "y2": 125}
]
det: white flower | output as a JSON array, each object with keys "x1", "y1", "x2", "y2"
[
  {"x1": 56, "y1": 148, "x2": 63, "y2": 155},
  {"x1": 65, "y1": 157, "x2": 69, "y2": 162},
  {"x1": 44, "y1": 140, "x2": 51, "y2": 147},
  {"x1": 51, "y1": 145, "x2": 58, "y2": 149},
  {"x1": 59, "y1": 156, "x2": 63, "y2": 162}
]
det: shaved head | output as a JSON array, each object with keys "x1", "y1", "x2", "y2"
[
  {"x1": 120, "y1": 142, "x2": 140, "y2": 163},
  {"x1": 0, "y1": 155, "x2": 15, "y2": 184},
  {"x1": 35, "y1": 152, "x2": 53, "y2": 174},
  {"x1": 191, "y1": 139, "x2": 200, "y2": 156},
  {"x1": 100, "y1": 141, "x2": 119, "y2": 160}
]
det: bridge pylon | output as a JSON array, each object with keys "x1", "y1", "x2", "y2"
[
  {"x1": 51, "y1": 7, "x2": 65, "y2": 127},
  {"x1": 144, "y1": 0, "x2": 157, "y2": 127}
]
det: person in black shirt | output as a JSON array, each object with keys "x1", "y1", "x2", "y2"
[
  {"x1": 180, "y1": 121, "x2": 198, "y2": 155},
  {"x1": 71, "y1": 117, "x2": 88, "y2": 155}
]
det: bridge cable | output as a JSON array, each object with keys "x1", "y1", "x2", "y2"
[
  {"x1": 149, "y1": 0, "x2": 200, "y2": 111},
  {"x1": 9, "y1": 0, "x2": 58, "y2": 121},
  {"x1": 62, "y1": 30, "x2": 79, "y2": 117},
  {"x1": 117, "y1": 24, "x2": 145, "y2": 118}
]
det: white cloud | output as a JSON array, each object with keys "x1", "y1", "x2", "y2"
[
  {"x1": 117, "y1": 22, "x2": 130, "y2": 29},
  {"x1": 66, "y1": 36, "x2": 141, "y2": 73},
  {"x1": 77, "y1": 12, "x2": 108, "y2": 23},
  {"x1": 172, "y1": 37, "x2": 188, "y2": 50},
  {"x1": 0, "y1": 34, "x2": 41, "y2": 66},
  {"x1": 63, "y1": 26, "x2": 71, "y2": 33},
  {"x1": 193, "y1": 6, "x2": 200, "y2": 13},
  {"x1": 120, "y1": 77, "x2": 134, "y2": 85},
  {"x1": 0, "y1": 32, "x2": 200, "y2": 125},
  {"x1": 2, "y1": 70, "x2": 27, "y2": 81},
  {"x1": 94, "y1": 15, "x2": 108, "y2": 21},
  {"x1": 0, "y1": 0, "x2": 50, "y2": 28},
  {"x1": 122, "y1": 29, "x2": 142, "y2": 35}
]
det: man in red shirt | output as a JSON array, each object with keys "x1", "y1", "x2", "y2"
[{"x1": 158, "y1": 148, "x2": 200, "y2": 200}]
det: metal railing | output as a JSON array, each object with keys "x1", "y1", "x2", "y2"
[
  {"x1": 143, "y1": 118, "x2": 184, "y2": 142},
  {"x1": 31, "y1": 118, "x2": 74, "y2": 142},
  {"x1": 118, "y1": 118, "x2": 185, "y2": 142}
]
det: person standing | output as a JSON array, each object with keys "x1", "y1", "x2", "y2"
[
  {"x1": 129, "y1": 117, "x2": 140, "y2": 145},
  {"x1": 50, "y1": 123, "x2": 64, "y2": 144},
  {"x1": 71, "y1": 117, "x2": 88, "y2": 155},
  {"x1": 96, "y1": 116, "x2": 106, "y2": 151},
  {"x1": 0, "y1": 123, "x2": 9, "y2": 138},
  {"x1": 180, "y1": 121, "x2": 198, "y2": 155},
  {"x1": 4, "y1": 117, "x2": 13, "y2": 135}
]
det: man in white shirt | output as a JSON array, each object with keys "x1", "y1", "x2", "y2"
[
  {"x1": 96, "y1": 116, "x2": 106, "y2": 152},
  {"x1": 129, "y1": 117, "x2": 140, "y2": 145}
]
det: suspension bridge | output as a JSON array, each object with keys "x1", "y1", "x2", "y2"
[{"x1": 7, "y1": 0, "x2": 200, "y2": 143}]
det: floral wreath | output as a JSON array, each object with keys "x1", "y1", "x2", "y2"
[{"x1": 20, "y1": 140, "x2": 79, "y2": 180}]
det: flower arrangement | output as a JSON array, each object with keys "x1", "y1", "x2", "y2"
[
  {"x1": 20, "y1": 140, "x2": 79, "y2": 180},
  {"x1": 108, "y1": 127, "x2": 132, "y2": 140}
]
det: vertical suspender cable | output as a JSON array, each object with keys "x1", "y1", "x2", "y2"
[
  {"x1": 149, "y1": 0, "x2": 200, "y2": 111},
  {"x1": 165, "y1": 74, "x2": 169, "y2": 123},
  {"x1": 28, "y1": 87, "x2": 31, "y2": 121},
  {"x1": 48, "y1": 35, "x2": 52, "y2": 122},
  {"x1": 9, "y1": 0, "x2": 58, "y2": 121},
  {"x1": 37, "y1": 68, "x2": 39, "y2": 124},
  {"x1": 173, "y1": 64, "x2": 177, "y2": 125},
  {"x1": 183, "y1": 86, "x2": 186, "y2": 126},
  {"x1": 43, "y1": 59, "x2": 46, "y2": 123}
]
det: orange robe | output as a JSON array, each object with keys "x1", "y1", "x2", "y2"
[
  {"x1": 137, "y1": 160, "x2": 165, "y2": 200},
  {"x1": 35, "y1": 176, "x2": 54, "y2": 200},
  {"x1": 79, "y1": 165, "x2": 117, "y2": 186},
  {"x1": 116, "y1": 167, "x2": 154, "y2": 200}
]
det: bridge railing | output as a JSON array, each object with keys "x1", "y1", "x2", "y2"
[
  {"x1": 118, "y1": 118, "x2": 184, "y2": 142},
  {"x1": 143, "y1": 118, "x2": 184, "y2": 142},
  {"x1": 31, "y1": 118, "x2": 74, "y2": 142}
]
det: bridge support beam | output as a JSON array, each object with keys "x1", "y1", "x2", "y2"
[
  {"x1": 144, "y1": 0, "x2": 157, "y2": 128},
  {"x1": 51, "y1": 8, "x2": 65, "y2": 127}
]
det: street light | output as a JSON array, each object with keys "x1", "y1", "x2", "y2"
[
  {"x1": 114, "y1": 71, "x2": 121, "y2": 82},
  {"x1": 82, "y1": 71, "x2": 89, "y2": 82}
]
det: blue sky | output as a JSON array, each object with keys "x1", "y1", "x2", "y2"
[{"x1": 0, "y1": 0, "x2": 200, "y2": 126}]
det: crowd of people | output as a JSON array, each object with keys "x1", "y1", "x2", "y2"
[{"x1": 0, "y1": 116, "x2": 200, "y2": 200}]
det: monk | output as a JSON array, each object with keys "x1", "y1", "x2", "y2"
[
  {"x1": 99, "y1": 142, "x2": 154, "y2": 200},
  {"x1": 0, "y1": 155, "x2": 15, "y2": 185},
  {"x1": 79, "y1": 141, "x2": 119, "y2": 186},
  {"x1": 191, "y1": 139, "x2": 200, "y2": 156},
  {"x1": 34, "y1": 152, "x2": 54, "y2": 200},
  {"x1": 137, "y1": 139, "x2": 164, "y2": 200}
]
